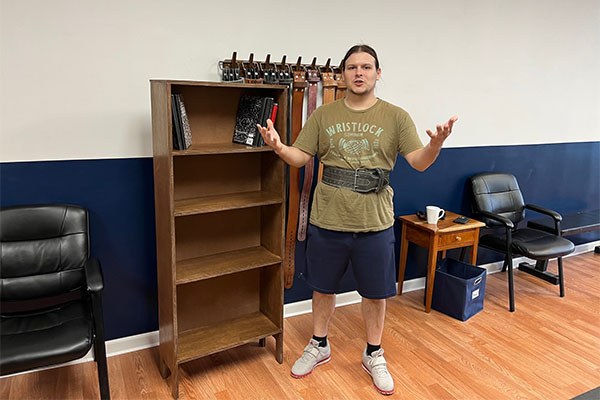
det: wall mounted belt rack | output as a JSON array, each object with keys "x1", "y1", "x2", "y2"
[{"x1": 219, "y1": 52, "x2": 343, "y2": 84}]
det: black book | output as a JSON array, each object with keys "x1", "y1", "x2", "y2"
[
  {"x1": 233, "y1": 95, "x2": 268, "y2": 146},
  {"x1": 174, "y1": 94, "x2": 192, "y2": 149},
  {"x1": 255, "y1": 97, "x2": 274, "y2": 147},
  {"x1": 171, "y1": 94, "x2": 184, "y2": 150}
]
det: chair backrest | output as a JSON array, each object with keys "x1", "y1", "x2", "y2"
[
  {"x1": 470, "y1": 173, "x2": 526, "y2": 227},
  {"x1": 0, "y1": 204, "x2": 89, "y2": 301}
]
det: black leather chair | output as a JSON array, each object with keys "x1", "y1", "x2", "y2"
[
  {"x1": 0, "y1": 204, "x2": 110, "y2": 399},
  {"x1": 470, "y1": 173, "x2": 575, "y2": 312}
]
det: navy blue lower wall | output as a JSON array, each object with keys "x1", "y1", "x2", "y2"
[
  {"x1": 0, "y1": 158, "x2": 158, "y2": 340},
  {"x1": 1, "y1": 142, "x2": 599, "y2": 339}
]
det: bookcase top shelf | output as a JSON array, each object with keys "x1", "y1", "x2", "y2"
[{"x1": 151, "y1": 79, "x2": 289, "y2": 91}]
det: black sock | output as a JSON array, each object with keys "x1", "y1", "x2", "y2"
[
  {"x1": 366, "y1": 343, "x2": 381, "y2": 356},
  {"x1": 312, "y1": 335, "x2": 328, "y2": 347}
]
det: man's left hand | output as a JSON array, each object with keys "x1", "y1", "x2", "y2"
[{"x1": 426, "y1": 116, "x2": 458, "y2": 148}]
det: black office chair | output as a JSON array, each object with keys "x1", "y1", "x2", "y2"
[
  {"x1": 470, "y1": 173, "x2": 575, "y2": 312},
  {"x1": 0, "y1": 204, "x2": 110, "y2": 399}
]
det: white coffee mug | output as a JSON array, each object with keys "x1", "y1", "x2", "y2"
[{"x1": 426, "y1": 206, "x2": 445, "y2": 224}]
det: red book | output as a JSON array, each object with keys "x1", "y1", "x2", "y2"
[{"x1": 270, "y1": 103, "x2": 279, "y2": 124}]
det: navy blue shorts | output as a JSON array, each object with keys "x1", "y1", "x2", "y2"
[{"x1": 302, "y1": 224, "x2": 397, "y2": 299}]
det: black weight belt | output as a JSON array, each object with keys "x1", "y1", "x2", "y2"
[{"x1": 322, "y1": 166, "x2": 390, "y2": 193}]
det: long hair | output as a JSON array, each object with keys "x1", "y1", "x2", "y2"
[{"x1": 340, "y1": 45, "x2": 380, "y2": 70}]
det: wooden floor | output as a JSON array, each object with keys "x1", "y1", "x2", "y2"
[{"x1": 2, "y1": 251, "x2": 599, "y2": 400}]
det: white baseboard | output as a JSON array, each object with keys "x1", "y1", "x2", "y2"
[
  {"x1": 3, "y1": 240, "x2": 597, "y2": 379},
  {"x1": 106, "y1": 330, "x2": 160, "y2": 357}
]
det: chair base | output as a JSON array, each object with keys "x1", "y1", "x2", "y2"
[{"x1": 518, "y1": 261, "x2": 559, "y2": 285}]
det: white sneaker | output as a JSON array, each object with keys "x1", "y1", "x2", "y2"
[
  {"x1": 362, "y1": 348, "x2": 395, "y2": 395},
  {"x1": 290, "y1": 339, "x2": 331, "y2": 378}
]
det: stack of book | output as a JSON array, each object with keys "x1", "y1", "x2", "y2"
[
  {"x1": 232, "y1": 95, "x2": 278, "y2": 147},
  {"x1": 171, "y1": 94, "x2": 192, "y2": 150}
]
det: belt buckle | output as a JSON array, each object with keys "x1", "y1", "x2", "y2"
[
  {"x1": 353, "y1": 169, "x2": 360, "y2": 192},
  {"x1": 352, "y1": 168, "x2": 387, "y2": 193},
  {"x1": 353, "y1": 169, "x2": 370, "y2": 193},
  {"x1": 375, "y1": 168, "x2": 385, "y2": 192},
  {"x1": 353, "y1": 169, "x2": 373, "y2": 193}
]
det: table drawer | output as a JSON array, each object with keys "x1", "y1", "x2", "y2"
[{"x1": 438, "y1": 230, "x2": 477, "y2": 247}]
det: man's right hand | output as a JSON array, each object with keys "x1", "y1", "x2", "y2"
[
  {"x1": 257, "y1": 119, "x2": 283, "y2": 153},
  {"x1": 256, "y1": 119, "x2": 312, "y2": 168}
]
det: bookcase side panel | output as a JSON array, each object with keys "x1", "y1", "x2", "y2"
[
  {"x1": 273, "y1": 89, "x2": 289, "y2": 144},
  {"x1": 259, "y1": 204, "x2": 284, "y2": 327},
  {"x1": 260, "y1": 204, "x2": 284, "y2": 257},
  {"x1": 150, "y1": 80, "x2": 177, "y2": 372},
  {"x1": 259, "y1": 153, "x2": 284, "y2": 196},
  {"x1": 259, "y1": 264, "x2": 283, "y2": 329}
]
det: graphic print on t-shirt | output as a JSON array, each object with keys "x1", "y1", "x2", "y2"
[{"x1": 325, "y1": 121, "x2": 384, "y2": 162}]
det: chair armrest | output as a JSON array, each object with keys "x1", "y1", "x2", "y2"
[
  {"x1": 525, "y1": 204, "x2": 562, "y2": 235},
  {"x1": 525, "y1": 204, "x2": 562, "y2": 221},
  {"x1": 479, "y1": 210, "x2": 515, "y2": 229},
  {"x1": 84, "y1": 258, "x2": 104, "y2": 293},
  {"x1": 84, "y1": 258, "x2": 107, "y2": 359}
]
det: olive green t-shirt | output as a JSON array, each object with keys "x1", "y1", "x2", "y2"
[{"x1": 293, "y1": 98, "x2": 423, "y2": 232}]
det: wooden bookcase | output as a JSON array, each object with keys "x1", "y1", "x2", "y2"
[{"x1": 150, "y1": 80, "x2": 287, "y2": 399}]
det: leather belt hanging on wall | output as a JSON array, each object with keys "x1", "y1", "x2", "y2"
[
  {"x1": 316, "y1": 68, "x2": 338, "y2": 182},
  {"x1": 283, "y1": 67, "x2": 307, "y2": 288},
  {"x1": 297, "y1": 68, "x2": 320, "y2": 243},
  {"x1": 334, "y1": 68, "x2": 347, "y2": 100},
  {"x1": 321, "y1": 69, "x2": 337, "y2": 105}
]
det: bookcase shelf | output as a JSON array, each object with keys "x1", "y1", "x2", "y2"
[
  {"x1": 150, "y1": 80, "x2": 287, "y2": 399},
  {"x1": 176, "y1": 246, "x2": 281, "y2": 284},
  {"x1": 177, "y1": 312, "x2": 280, "y2": 364},
  {"x1": 174, "y1": 191, "x2": 283, "y2": 217}
]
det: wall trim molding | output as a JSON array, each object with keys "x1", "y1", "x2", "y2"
[{"x1": 3, "y1": 241, "x2": 597, "y2": 378}]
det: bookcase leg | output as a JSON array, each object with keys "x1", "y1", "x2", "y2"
[
  {"x1": 159, "y1": 358, "x2": 171, "y2": 379},
  {"x1": 274, "y1": 332, "x2": 284, "y2": 364},
  {"x1": 170, "y1": 368, "x2": 179, "y2": 399}
]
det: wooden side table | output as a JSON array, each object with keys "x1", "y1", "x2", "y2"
[{"x1": 397, "y1": 211, "x2": 485, "y2": 312}]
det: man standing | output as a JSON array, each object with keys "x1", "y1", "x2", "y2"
[{"x1": 257, "y1": 44, "x2": 457, "y2": 396}]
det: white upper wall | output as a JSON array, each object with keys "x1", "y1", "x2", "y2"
[{"x1": 1, "y1": 0, "x2": 599, "y2": 162}]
